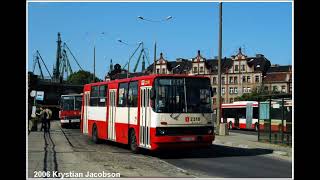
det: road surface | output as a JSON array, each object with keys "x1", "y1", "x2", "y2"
[{"x1": 28, "y1": 120, "x2": 292, "y2": 178}]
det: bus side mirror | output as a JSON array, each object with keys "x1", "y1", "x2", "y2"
[{"x1": 150, "y1": 88, "x2": 156, "y2": 100}]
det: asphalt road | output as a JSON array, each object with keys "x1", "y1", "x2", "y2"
[
  {"x1": 28, "y1": 120, "x2": 292, "y2": 178},
  {"x1": 157, "y1": 145, "x2": 291, "y2": 178}
]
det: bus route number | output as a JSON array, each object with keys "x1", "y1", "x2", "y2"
[{"x1": 185, "y1": 117, "x2": 200, "y2": 124}]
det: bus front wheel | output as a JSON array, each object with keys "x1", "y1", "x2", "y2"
[{"x1": 129, "y1": 130, "x2": 139, "y2": 153}]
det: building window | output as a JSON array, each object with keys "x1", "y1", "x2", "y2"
[
  {"x1": 234, "y1": 77, "x2": 238, "y2": 84},
  {"x1": 162, "y1": 68, "x2": 166, "y2": 74},
  {"x1": 193, "y1": 67, "x2": 198, "y2": 73},
  {"x1": 242, "y1": 76, "x2": 246, "y2": 82},
  {"x1": 222, "y1": 98, "x2": 225, "y2": 104},
  {"x1": 212, "y1": 77, "x2": 217, "y2": 84},
  {"x1": 264, "y1": 86, "x2": 268, "y2": 91},
  {"x1": 222, "y1": 87, "x2": 225, "y2": 94},
  {"x1": 255, "y1": 75, "x2": 260, "y2": 83},
  {"x1": 229, "y1": 77, "x2": 233, "y2": 84},
  {"x1": 234, "y1": 87, "x2": 238, "y2": 94},
  {"x1": 200, "y1": 66, "x2": 204, "y2": 73},
  {"x1": 156, "y1": 68, "x2": 160, "y2": 74},
  {"x1": 273, "y1": 86, "x2": 278, "y2": 92},
  {"x1": 247, "y1": 87, "x2": 251, "y2": 93},
  {"x1": 230, "y1": 98, "x2": 234, "y2": 103},
  {"x1": 222, "y1": 77, "x2": 225, "y2": 84},
  {"x1": 212, "y1": 87, "x2": 217, "y2": 94},
  {"x1": 289, "y1": 85, "x2": 292, "y2": 93},
  {"x1": 229, "y1": 87, "x2": 234, "y2": 94},
  {"x1": 247, "y1": 76, "x2": 251, "y2": 83},
  {"x1": 241, "y1": 65, "x2": 245, "y2": 71},
  {"x1": 243, "y1": 87, "x2": 247, "y2": 93},
  {"x1": 235, "y1": 65, "x2": 239, "y2": 71},
  {"x1": 281, "y1": 85, "x2": 286, "y2": 93}
]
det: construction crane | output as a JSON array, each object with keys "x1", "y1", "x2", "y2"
[
  {"x1": 123, "y1": 42, "x2": 150, "y2": 73},
  {"x1": 52, "y1": 32, "x2": 83, "y2": 82},
  {"x1": 32, "y1": 50, "x2": 52, "y2": 79}
]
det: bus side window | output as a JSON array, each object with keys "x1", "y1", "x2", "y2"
[
  {"x1": 90, "y1": 86, "x2": 99, "y2": 106},
  {"x1": 98, "y1": 85, "x2": 107, "y2": 107},
  {"x1": 128, "y1": 81, "x2": 138, "y2": 107},
  {"x1": 118, "y1": 83, "x2": 129, "y2": 107}
]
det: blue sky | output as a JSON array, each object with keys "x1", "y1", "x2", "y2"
[{"x1": 28, "y1": 2, "x2": 292, "y2": 80}]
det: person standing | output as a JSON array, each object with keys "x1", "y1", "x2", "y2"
[
  {"x1": 44, "y1": 108, "x2": 52, "y2": 131},
  {"x1": 37, "y1": 107, "x2": 47, "y2": 131}
]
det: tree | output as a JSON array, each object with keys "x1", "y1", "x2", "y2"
[
  {"x1": 234, "y1": 88, "x2": 283, "y2": 102},
  {"x1": 67, "y1": 70, "x2": 101, "y2": 85}
]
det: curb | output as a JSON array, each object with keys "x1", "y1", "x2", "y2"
[
  {"x1": 273, "y1": 150, "x2": 289, "y2": 156},
  {"x1": 214, "y1": 141, "x2": 291, "y2": 157}
]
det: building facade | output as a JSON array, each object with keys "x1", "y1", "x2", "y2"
[
  {"x1": 146, "y1": 48, "x2": 277, "y2": 108},
  {"x1": 263, "y1": 65, "x2": 292, "y2": 94},
  {"x1": 108, "y1": 48, "x2": 292, "y2": 108}
]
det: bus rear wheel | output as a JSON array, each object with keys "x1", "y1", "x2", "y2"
[{"x1": 129, "y1": 130, "x2": 139, "y2": 153}]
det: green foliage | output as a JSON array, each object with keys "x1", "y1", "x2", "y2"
[
  {"x1": 67, "y1": 70, "x2": 101, "y2": 85},
  {"x1": 234, "y1": 88, "x2": 285, "y2": 102}
]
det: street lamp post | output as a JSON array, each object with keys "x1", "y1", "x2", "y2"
[
  {"x1": 216, "y1": 2, "x2": 224, "y2": 135},
  {"x1": 137, "y1": 16, "x2": 173, "y2": 74},
  {"x1": 86, "y1": 32, "x2": 105, "y2": 82}
]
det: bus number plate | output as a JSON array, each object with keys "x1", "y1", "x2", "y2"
[{"x1": 180, "y1": 137, "x2": 195, "y2": 141}]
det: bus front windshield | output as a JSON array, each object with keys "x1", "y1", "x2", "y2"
[
  {"x1": 61, "y1": 96, "x2": 82, "y2": 111},
  {"x1": 154, "y1": 77, "x2": 212, "y2": 113}
]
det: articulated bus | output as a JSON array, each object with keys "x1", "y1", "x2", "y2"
[
  {"x1": 221, "y1": 101, "x2": 259, "y2": 131},
  {"x1": 81, "y1": 74, "x2": 215, "y2": 152},
  {"x1": 59, "y1": 94, "x2": 82, "y2": 128}
]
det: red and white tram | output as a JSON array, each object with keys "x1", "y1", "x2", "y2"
[{"x1": 81, "y1": 74, "x2": 215, "y2": 152}]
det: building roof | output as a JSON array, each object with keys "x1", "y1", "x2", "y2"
[
  {"x1": 267, "y1": 65, "x2": 292, "y2": 73},
  {"x1": 264, "y1": 73, "x2": 289, "y2": 83},
  {"x1": 247, "y1": 56, "x2": 271, "y2": 74},
  {"x1": 146, "y1": 56, "x2": 271, "y2": 74}
]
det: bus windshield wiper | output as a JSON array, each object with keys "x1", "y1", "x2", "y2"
[{"x1": 170, "y1": 113, "x2": 181, "y2": 120}]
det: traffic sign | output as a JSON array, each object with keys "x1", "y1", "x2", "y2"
[{"x1": 35, "y1": 91, "x2": 44, "y2": 101}]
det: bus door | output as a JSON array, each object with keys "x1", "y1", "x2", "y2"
[
  {"x1": 139, "y1": 87, "x2": 151, "y2": 149},
  {"x1": 246, "y1": 103, "x2": 253, "y2": 129},
  {"x1": 234, "y1": 109, "x2": 240, "y2": 128},
  {"x1": 108, "y1": 90, "x2": 117, "y2": 141},
  {"x1": 83, "y1": 92, "x2": 90, "y2": 134}
]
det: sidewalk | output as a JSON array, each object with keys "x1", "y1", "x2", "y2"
[{"x1": 213, "y1": 132, "x2": 292, "y2": 161}]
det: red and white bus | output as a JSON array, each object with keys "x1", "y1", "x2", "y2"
[
  {"x1": 81, "y1": 74, "x2": 215, "y2": 152},
  {"x1": 59, "y1": 94, "x2": 82, "y2": 128},
  {"x1": 221, "y1": 101, "x2": 259, "y2": 131}
]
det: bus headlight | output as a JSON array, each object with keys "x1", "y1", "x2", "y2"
[
  {"x1": 159, "y1": 129, "x2": 165, "y2": 135},
  {"x1": 156, "y1": 128, "x2": 166, "y2": 135}
]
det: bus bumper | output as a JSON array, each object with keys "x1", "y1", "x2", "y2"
[{"x1": 151, "y1": 134, "x2": 214, "y2": 150}]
